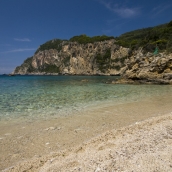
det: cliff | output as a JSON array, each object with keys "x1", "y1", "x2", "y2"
[
  {"x1": 13, "y1": 39, "x2": 129, "y2": 75},
  {"x1": 114, "y1": 50, "x2": 172, "y2": 84},
  {"x1": 13, "y1": 21, "x2": 172, "y2": 83}
]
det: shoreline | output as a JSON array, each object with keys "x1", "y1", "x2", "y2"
[
  {"x1": 1, "y1": 94, "x2": 172, "y2": 171},
  {"x1": 3, "y1": 112, "x2": 172, "y2": 172}
]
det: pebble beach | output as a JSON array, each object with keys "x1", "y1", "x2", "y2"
[{"x1": 1, "y1": 94, "x2": 172, "y2": 171}]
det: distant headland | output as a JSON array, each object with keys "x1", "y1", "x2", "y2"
[{"x1": 12, "y1": 20, "x2": 172, "y2": 84}]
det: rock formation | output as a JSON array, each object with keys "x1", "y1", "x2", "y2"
[
  {"x1": 13, "y1": 39, "x2": 129, "y2": 75},
  {"x1": 13, "y1": 39, "x2": 172, "y2": 84},
  {"x1": 113, "y1": 48, "x2": 172, "y2": 84},
  {"x1": 12, "y1": 22, "x2": 172, "y2": 84}
]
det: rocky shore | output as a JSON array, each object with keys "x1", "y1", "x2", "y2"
[
  {"x1": 13, "y1": 40, "x2": 172, "y2": 85},
  {"x1": 12, "y1": 21, "x2": 172, "y2": 84},
  {"x1": 112, "y1": 51, "x2": 172, "y2": 84}
]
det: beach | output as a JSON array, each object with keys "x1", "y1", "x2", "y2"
[
  {"x1": 1, "y1": 0, "x2": 172, "y2": 171},
  {"x1": 1, "y1": 94, "x2": 172, "y2": 171}
]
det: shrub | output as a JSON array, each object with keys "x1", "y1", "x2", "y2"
[
  {"x1": 35, "y1": 39, "x2": 66, "y2": 53},
  {"x1": 116, "y1": 20, "x2": 172, "y2": 53},
  {"x1": 39, "y1": 64, "x2": 60, "y2": 73},
  {"x1": 69, "y1": 35, "x2": 114, "y2": 44}
]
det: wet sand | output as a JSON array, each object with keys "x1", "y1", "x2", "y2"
[{"x1": 0, "y1": 95, "x2": 172, "y2": 171}]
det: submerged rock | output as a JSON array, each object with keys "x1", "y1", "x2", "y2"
[{"x1": 111, "y1": 78, "x2": 172, "y2": 85}]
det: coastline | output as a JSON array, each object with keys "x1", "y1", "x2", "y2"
[{"x1": 1, "y1": 94, "x2": 172, "y2": 171}]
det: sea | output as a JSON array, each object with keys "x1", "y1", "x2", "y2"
[{"x1": 0, "y1": 75, "x2": 172, "y2": 121}]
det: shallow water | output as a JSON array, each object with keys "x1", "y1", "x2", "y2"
[
  {"x1": 1, "y1": 75, "x2": 172, "y2": 170},
  {"x1": 0, "y1": 75, "x2": 172, "y2": 121}
]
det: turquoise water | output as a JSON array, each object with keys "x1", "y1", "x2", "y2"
[{"x1": 0, "y1": 75, "x2": 172, "y2": 120}]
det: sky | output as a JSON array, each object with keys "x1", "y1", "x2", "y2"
[{"x1": 0, "y1": 0, "x2": 172, "y2": 74}]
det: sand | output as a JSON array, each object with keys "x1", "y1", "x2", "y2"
[
  {"x1": 1, "y1": 95, "x2": 172, "y2": 171},
  {"x1": 39, "y1": 113, "x2": 172, "y2": 172},
  {"x1": 3, "y1": 113, "x2": 172, "y2": 172}
]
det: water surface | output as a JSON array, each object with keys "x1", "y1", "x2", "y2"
[{"x1": 0, "y1": 75, "x2": 172, "y2": 121}]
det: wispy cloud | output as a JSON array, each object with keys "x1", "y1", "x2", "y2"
[
  {"x1": 151, "y1": 3, "x2": 172, "y2": 18},
  {"x1": 102, "y1": 20, "x2": 131, "y2": 35},
  {"x1": 0, "y1": 48, "x2": 36, "y2": 53},
  {"x1": 98, "y1": 0, "x2": 140, "y2": 18},
  {"x1": 14, "y1": 38, "x2": 31, "y2": 42}
]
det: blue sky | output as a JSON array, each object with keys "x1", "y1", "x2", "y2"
[{"x1": 0, "y1": 0, "x2": 172, "y2": 74}]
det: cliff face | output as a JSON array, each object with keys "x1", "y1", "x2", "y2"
[
  {"x1": 13, "y1": 21, "x2": 172, "y2": 83},
  {"x1": 112, "y1": 49, "x2": 172, "y2": 84},
  {"x1": 13, "y1": 39, "x2": 172, "y2": 84},
  {"x1": 13, "y1": 39, "x2": 129, "y2": 75},
  {"x1": 124, "y1": 51, "x2": 172, "y2": 83}
]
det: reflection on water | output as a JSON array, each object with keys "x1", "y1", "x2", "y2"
[{"x1": 0, "y1": 75, "x2": 172, "y2": 120}]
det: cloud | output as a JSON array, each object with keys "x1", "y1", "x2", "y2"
[
  {"x1": 98, "y1": 0, "x2": 140, "y2": 18},
  {"x1": 114, "y1": 7, "x2": 139, "y2": 18},
  {"x1": 14, "y1": 38, "x2": 31, "y2": 42},
  {"x1": 102, "y1": 20, "x2": 131, "y2": 35},
  {"x1": 0, "y1": 48, "x2": 36, "y2": 53},
  {"x1": 151, "y1": 3, "x2": 172, "y2": 17}
]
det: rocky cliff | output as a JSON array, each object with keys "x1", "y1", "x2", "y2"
[
  {"x1": 13, "y1": 39, "x2": 172, "y2": 84},
  {"x1": 13, "y1": 21, "x2": 172, "y2": 83},
  {"x1": 113, "y1": 49, "x2": 172, "y2": 84},
  {"x1": 13, "y1": 39, "x2": 129, "y2": 75}
]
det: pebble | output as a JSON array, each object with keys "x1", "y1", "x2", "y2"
[
  {"x1": 4, "y1": 133, "x2": 11, "y2": 136},
  {"x1": 17, "y1": 136, "x2": 23, "y2": 139},
  {"x1": 45, "y1": 127, "x2": 56, "y2": 131},
  {"x1": 95, "y1": 167, "x2": 101, "y2": 172},
  {"x1": 49, "y1": 127, "x2": 56, "y2": 130}
]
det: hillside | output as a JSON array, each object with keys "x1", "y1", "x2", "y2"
[
  {"x1": 116, "y1": 21, "x2": 172, "y2": 53},
  {"x1": 13, "y1": 38, "x2": 129, "y2": 75},
  {"x1": 13, "y1": 21, "x2": 172, "y2": 80}
]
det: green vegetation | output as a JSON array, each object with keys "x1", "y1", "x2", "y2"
[
  {"x1": 23, "y1": 56, "x2": 33, "y2": 64},
  {"x1": 116, "y1": 20, "x2": 172, "y2": 53},
  {"x1": 119, "y1": 56, "x2": 127, "y2": 64},
  {"x1": 14, "y1": 66, "x2": 21, "y2": 73},
  {"x1": 34, "y1": 21, "x2": 172, "y2": 55},
  {"x1": 69, "y1": 34, "x2": 114, "y2": 44},
  {"x1": 34, "y1": 35, "x2": 114, "y2": 53},
  {"x1": 63, "y1": 56, "x2": 70, "y2": 66},
  {"x1": 111, "y1": 56, "x2": 128, "y2": 65},
  {"x1": 22, "y1": 20, "x2": 172, "y2": 74},
  {"x1": 15, "y1": 58, "x2": 60, "y2": 73},
  {"x1": 95, "y1": 49, "x2": 111, "y2": 72},
  {"x1": 27, "y1": 66, "x2": 36, "y2": 73},
  {"x1": 35, "y1": 39, "x2": 66, "y2": 53},
  {"x1": 15, "y1": 56, "x2": 35, "y2": 73},
  {"x1": 22, "y1": 57, "x2": 36, "y2": 73},
  {"x1": 39, "y1": 64, "x2": 60, "y2": 73},
  {"x1": 111, "y1": 65, "x2": 121, "y2": 71}
]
